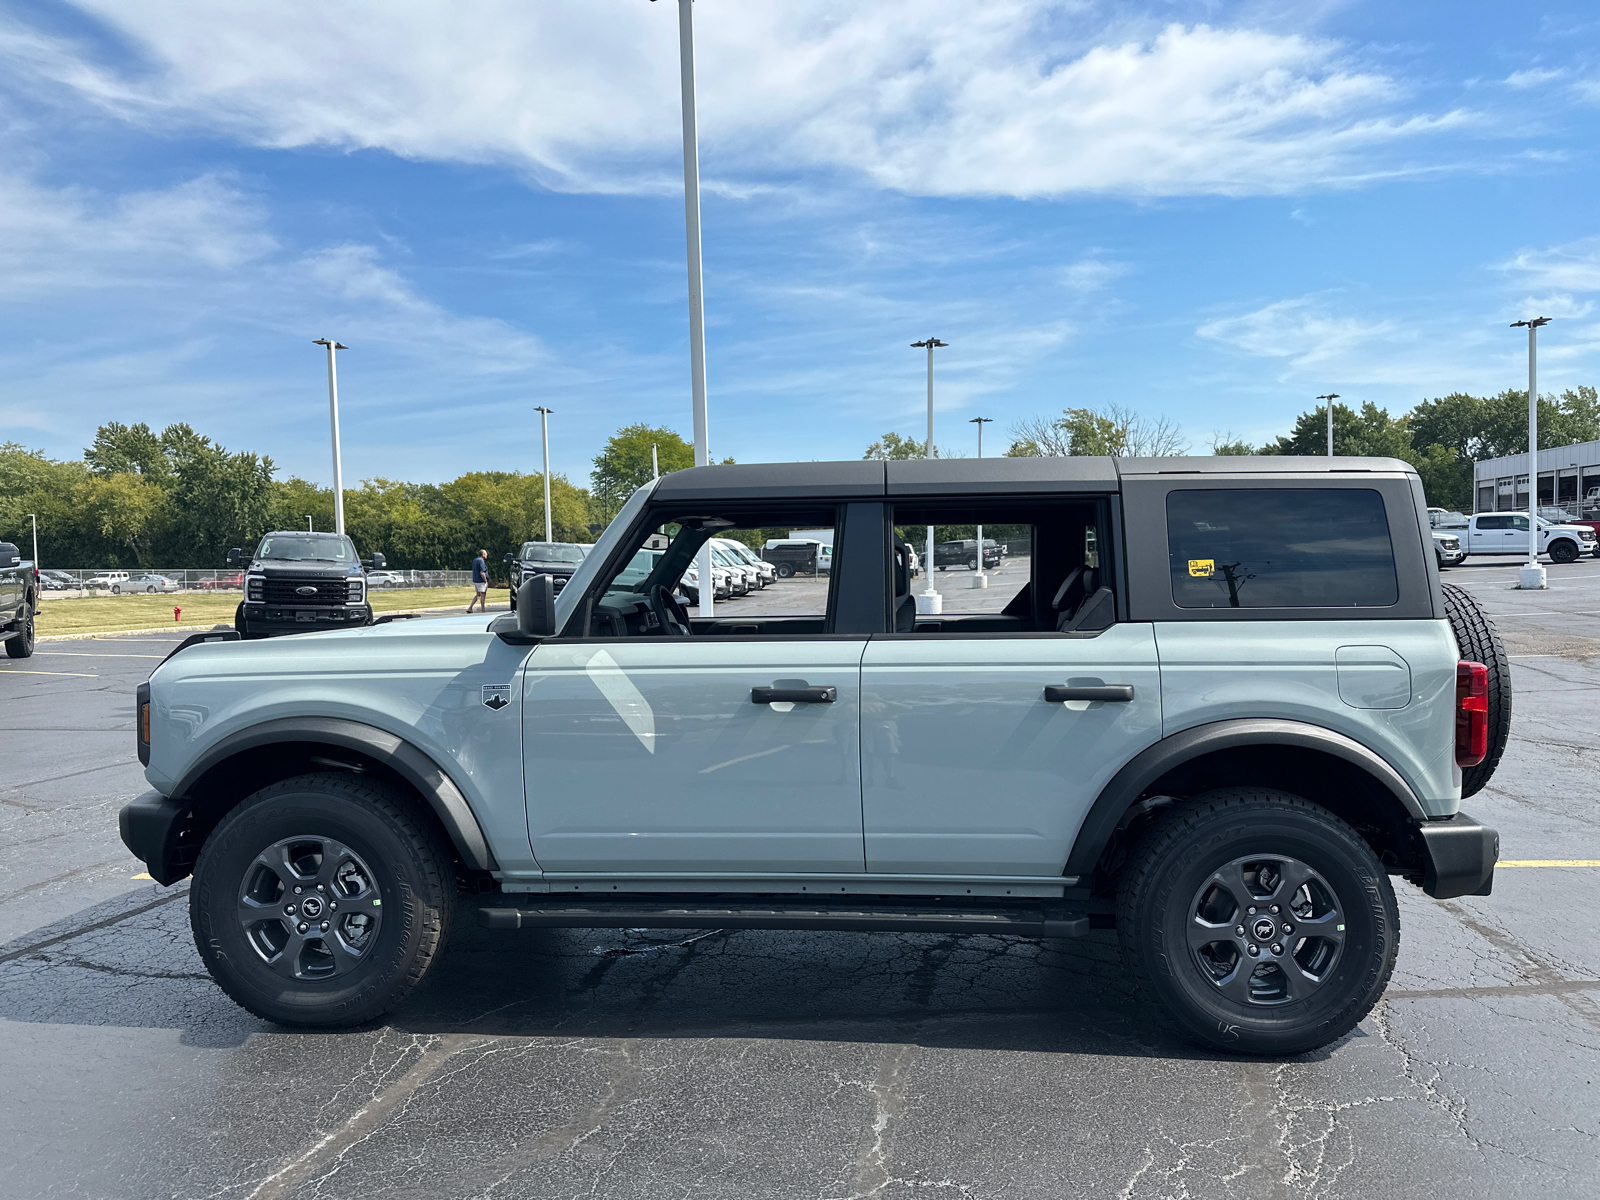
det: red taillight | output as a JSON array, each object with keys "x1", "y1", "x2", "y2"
[{"x1": 1456, "y1": 661, "x2": 1488, "y2": 768}]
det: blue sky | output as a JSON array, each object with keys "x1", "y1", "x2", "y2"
[{"x1": 1, "y1": 0, "x2": 1598, "y2": 487}]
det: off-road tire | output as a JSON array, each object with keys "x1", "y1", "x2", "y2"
[
  {"x1": 5, "y1": 605, "x2": 34, "y2": 658},
  {"x1": 1441, "y1": 582, "x2": 1511, "y2": 797},
  {"x1": 1117, "y1": 788, "x2": 1399, "y2": 1056},
  {"x1": 1549, "y1": 539, "x2": 1579, "y2": 564},
  {"x1": 191, "y1": 773, "x2": 456, "y2": 1028}
]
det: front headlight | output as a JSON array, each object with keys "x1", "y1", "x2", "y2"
[
  {"x1": 246, "y1": 575, "x2": 264, "y2": 601},
  {"x1": 348, "y1": 578, "x2": 365, "y2": 604}
]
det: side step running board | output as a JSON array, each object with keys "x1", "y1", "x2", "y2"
[{"x1": 477, "y1": 898, "x2": 1090, "y2": 939}]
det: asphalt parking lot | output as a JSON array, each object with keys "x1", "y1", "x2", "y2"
[{"x1": 2, "y1": 558, "x2": 1597, "y2": 1199}]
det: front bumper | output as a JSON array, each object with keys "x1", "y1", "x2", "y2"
[
  {"x1": 242, "y1": 603, "x2": 370, "y2": 633},
  {"x1": 1419, "y1": 811, "x2": 1498, "y2": 899},
  {"x1": 119, "y1": 790, "x2": 195, "y2": 886}
]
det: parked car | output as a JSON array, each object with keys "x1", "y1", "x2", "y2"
[
  {"x1": 365, "y1": 571, "x2": 406, "y2": 589},
  {"x1": 1455, "y1": 512, "x2": 1598, "y2": 562},
  {"x1": 708, "y1": 544, "x2": 753, "y2": 595},
  {"x1": 122, "y1": 455, "x2": 1506, "y2": 1056},
  {"x1": 128, "y1": 573, "x2": 181, "y2": 593},
  {"x1": 37, "y1": 569, "x2": 76, "y2": 591},
  {"x1": 1427, "y1": 507, "x2": 1469, "y2": 528},
  {"x1": 933, "y1": 539, "x2": 1002, "y2": 570},
  {"x1": 505, "y1": 542, "x2": 589, "y2": 611},
  {"x1": 83, "y1": 571, "x2": 131, "y2": 592},
  {"x1": 0, "y1": 541, "x2": 35, "y2": 658},
  {"x1": 228, "y1": 532, "x2": 383, "y2": 638},
  {"x1": 713, "y1": 537, "x2": 775, "y2": 587},
  {"x1": 1432, "y1": 530, "x2": 1465, "y2": 569}
]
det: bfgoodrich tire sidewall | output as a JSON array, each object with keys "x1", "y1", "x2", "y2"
[
  {"x1": 1137, "y1": 810, "x2": 1397, "y2": 1055},
  {"x1": 192, "y1": 787, "x2": 442, "y2": 1027}
]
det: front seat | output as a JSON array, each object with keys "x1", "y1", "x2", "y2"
[{"x1": 1053, "y1": 564, "x2": 1114, "y2": 632}]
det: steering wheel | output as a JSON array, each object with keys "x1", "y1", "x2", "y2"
[{"x1": 648, "y1": 585, "x2": 692, "y2": 637}]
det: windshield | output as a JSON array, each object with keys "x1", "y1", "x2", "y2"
[
  {"x1": 723, "y1": 541, "x2": 760, "y2": 564},
  {"x1": 554, "y1": 479, "x2": 658, "y2": 629},
  {"x1": 255, "y1": 536, "x2": 355, "y2": 563},
  {"x1": 520, "y1": 542, "x2": 587, "y2": 564}
]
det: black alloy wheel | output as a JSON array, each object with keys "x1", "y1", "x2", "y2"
[
  {"x1": 190, "y1": 773, "x2": 455, "y2": 1027},
  {"x1": 1550, "y1": 539, "x2": 1579, "y2": 564},
  {"x1": 5, "y1": 606, "x2": 34, "y2": 658},
  {"x1": 1118, "y1": 788, "x2": 1398, "y2": 1055}
]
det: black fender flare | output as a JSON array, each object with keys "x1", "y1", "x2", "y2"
[
  {"x1": 171, "y1": 717, "x2": 497, "y2": 872},
  {"x1": 1063, "y1": 718, "x2": 1428, "y2": 877}
]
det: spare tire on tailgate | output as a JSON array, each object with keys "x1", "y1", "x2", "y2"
[{"x1": 1442, "y1": 582, "x2": 1511, "y2": 797}]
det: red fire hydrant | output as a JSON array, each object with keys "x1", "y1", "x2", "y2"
[{"x1": 174, "y1": 606, "x2": 182, "y2": 624}]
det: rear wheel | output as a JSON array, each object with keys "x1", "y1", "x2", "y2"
[
  {"x1": 1118, "y1": 788, "x2": 1398, "y2": 1055},
  {"x1": 5, "y1": 606, "x2": 34, "y2": 658},
  {"x1": 111, "y1": 584, "x2": 122, "y2": 594},
  {"x1": 190, "y1": 773, "x2": 455, "y2": 1027},
  {"x1": 776, "y1": 562, "x2": 794, "y2": 578}
]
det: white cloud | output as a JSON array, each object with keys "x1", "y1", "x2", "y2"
[
  {"x1": 1505, "y1": 68, "x2": 1563, "y2": 89},
  {"x1": 1062, "y1": 257, "x2": 1129, "y2": 293},
  {"x1": 1501, "y1": 237, "x2": 1600, "y2": 293},
  {"x1": 8, "y1": 2, "x2": 1468, "y2": 198},
  {"x1": 1197, "y1": 297, "x2": 1396, "y2": 368}
]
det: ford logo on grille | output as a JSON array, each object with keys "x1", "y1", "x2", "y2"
[{"x1": 295, "y1": 586, "x2": 319, "y2": 596}]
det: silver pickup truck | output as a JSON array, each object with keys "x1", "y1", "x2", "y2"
[{"x1": 121, "y1": 457, "x2": 1507, "y2": 1055}]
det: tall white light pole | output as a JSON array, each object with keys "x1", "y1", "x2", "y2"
[
  {"x1": 535, "y1": 405, "x2": 555, "y2": 542},
  {"x1": 912, "y1": 338, "x2": 948, "y2": 613},
  {"x1": 969, "y1": 417, "x2": 992, "y2": 588},
  {"x1": 313, "y1": 339, "x2": 348, "y2": 536},
  {"x1": 27, "y1": 513, "x2": 37, "y2": 569},
  {"x1": 1513, "y1": 317, "x2": 1551, "y2": 590},
  {"x1": 306, "y1": 515, "x2": 314, "y2": 531},
  {"x1": 656, "y1": 0, "x2": 715, "y2": 617},
  {"x1": 651, "y1": 443, "x2": 660, "y2": 480},
  {"x1": 1317, "y1": 394, "x2": 1339, "y2": 457}
]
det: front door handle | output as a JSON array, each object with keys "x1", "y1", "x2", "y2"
[
  {"x1": 752, "y1": 686, "x2": 836, "y2": 704},
  {"x1": 1044, "y1": 684, "x2": 1134, "y2": 703}
]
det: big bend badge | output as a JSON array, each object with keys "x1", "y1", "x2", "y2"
[{"x1": 481, "y1": 684, "x2": 510, "y2": 711}]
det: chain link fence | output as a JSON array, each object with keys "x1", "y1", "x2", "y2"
[{"x1": 33, "y1": 568, "x2": 477, "y2": 596}]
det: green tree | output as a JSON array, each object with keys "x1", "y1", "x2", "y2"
[
  {"x1": 863, "y1": 432, "x2": 935, "y2": 459},
  {"x1": 73, "y1": 472, "x2": 170, "y2": 567},
  {"x1": 1261, "y1": 401, "x2": 1414, "y2": 459},
  {"x1": 1005, "y1": 404, "x2": 1186, "y2": 457},
  {"x1": 85, "y1": 422, "x2": 172, "y2": 482},
  {"x1": 159, "y1": 425, "x2": 276, "y2": 563},
  {"x1": 591, "y1": 425, "x2": 694, "y2": 522}
]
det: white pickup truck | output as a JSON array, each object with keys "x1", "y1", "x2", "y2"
[{"x1": 1445, "y1": 512, "x2": 1599, "y2": 563}]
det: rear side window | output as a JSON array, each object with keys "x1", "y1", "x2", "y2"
[{"x1": 1167, "y1": 489, "x2": 1398, "y2": 609}]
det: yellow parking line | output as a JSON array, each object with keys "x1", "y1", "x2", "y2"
[{"x1": 1498, "y1": 860, "x2": 1600, "y2": 868}]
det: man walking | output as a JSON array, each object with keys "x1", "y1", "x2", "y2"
[{"x1": 467, "y1": 548, "x2": 490, "y2": 613}]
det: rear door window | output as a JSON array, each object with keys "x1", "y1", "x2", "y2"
[{"x1": 1167, "y1": 489, "x2": 1398, "y2": 609}]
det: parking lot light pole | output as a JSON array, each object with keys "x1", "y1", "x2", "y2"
[
  {"x1": 306, "y1": 516, "x2": 313, "y2": 531},
  {"x1": 535, "y1": 406, "x2": 554, "y2": 543},
  {"x1": 313, "y1": 339, "x2": 349, "y2": 536},
  {"x1": 912, "y1": 338, "x2": 948, "y2": 613},
  {"x1": 1513, "y1": 318, "x2": 1551, "y2": 590},
  {"x1": 27, "y1": 514, "x2": 37, "y2": 570},
  {"x1": 969, "y1": 417, "x2": 992, "y2": 589},
  {"x1": 1317, "y1": 394, "x2": 1339, "y2": 457}
]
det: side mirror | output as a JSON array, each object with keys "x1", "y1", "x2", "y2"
[
  {"x1": 226, "y1": 548, "x2": 242, "y2": 568},
  {"x1": 502, "y1": 551, "x2": 515, "y2": 566},
  {"x1": 517, "y1": 574, "x2": 557, "y2": 639},
  {"x1": 364, "y1": 552, "x2": 386, "y2": 570}
]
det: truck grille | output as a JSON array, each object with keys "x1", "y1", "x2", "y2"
[{"x1": 262, "y1": 578, "x2": 345, "y2": 607}]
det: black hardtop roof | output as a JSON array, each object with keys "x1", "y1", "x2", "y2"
[{"x1": 650, "y1": 455, "x2": 1418, "y2": 501}]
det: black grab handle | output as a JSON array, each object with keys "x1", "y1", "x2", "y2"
[
  {"x1": 1044, "y1": 684, "x2": 1135, "y2": 703},
  {"x1": 752, "y1": 686, "x2": 836, "y2": 704}
]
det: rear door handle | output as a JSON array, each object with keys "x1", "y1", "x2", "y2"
[
  {"x1": 1044, "y1": 684, "x2": 1134, "y2": 703},
  {"x1": 752, "y1": 686, "x2": 836, "y2": 704}
]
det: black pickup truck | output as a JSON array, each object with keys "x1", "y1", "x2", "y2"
[
  {"x1": 228, "y1": 531, "x2": 384, "y2": 639},
  {"x1": 0, "y1": 541, "x2": 37, "y2": 658}
]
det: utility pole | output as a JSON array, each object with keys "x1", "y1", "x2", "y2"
[
  {"x1": 306, "y1": 516, "x2": 314, "y2": 531},
  {"x1": 535, "y1": 406, "x2": 554, "y2": 542},
  {"x1": 1512, "y1": 318, "x2": 1551, "y2": 590},
  {"x1": 912, "y1": 338, "x2": 948, "y2": 612},
  {"x1": 26, "y1": 513, "x2": 37, "y2": 569},
  {"x1": 969, "y1": 417, "x2": 992, "y2": 589},
  {"x1": 656, "y1": 0, "x2": 714, "y2": 617},
  {"x1": 1316, "y1": 394, "x2": 1339, "y2": 457},
  {"x1": 313, "y1": 339, "x2": 348, "y2": 535},
  {"x1": 652, "y1": 443, "x2": 660, "y2": 480}
]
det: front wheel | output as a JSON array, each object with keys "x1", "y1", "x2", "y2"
[
  {"x1": 1117, "y1": 788, "x2": 1398, "y2": 1055},
  {"x1": 111, "y1": 585, "x2": 121, "y2": 595},
  {"x1": 190, "y1": 773, "x2": 456, "y2": 1027},
  {"x1": 775, "y1": 563, "x2": 794, "y2": 578},
  {"x1": 1549, "y1": 539, "x2": 1579, "y2": 564}
]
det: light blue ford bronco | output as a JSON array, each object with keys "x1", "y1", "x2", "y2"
[{"x1": 120, "y1": 457, "x2": 1507, "y2": 1054}]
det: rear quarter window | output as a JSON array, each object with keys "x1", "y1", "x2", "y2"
[{"x1": 1167, "y1": 488, "x2": 1398, "y2": 609}]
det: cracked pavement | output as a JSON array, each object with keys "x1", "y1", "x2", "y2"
[{"x1": 3, "y1": 561, "x2": 1598, "y2": 1199}]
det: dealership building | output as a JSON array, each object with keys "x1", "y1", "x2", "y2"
[{"x1": 1472, "y1": 438, "x2": 1600, "y2": 515}]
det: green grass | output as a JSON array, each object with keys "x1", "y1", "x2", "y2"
[{"x1": 36, "y1": 586, "x2": 505, "y2": 637}]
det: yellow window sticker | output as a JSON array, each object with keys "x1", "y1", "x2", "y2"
[{"x1": 1188, "y1": 559, "x2": 1215, "y2": 578}]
